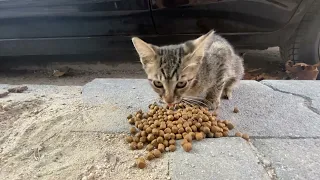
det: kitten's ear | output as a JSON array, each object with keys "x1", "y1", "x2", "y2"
[
  {"x1": 132, "y1": 37, "x2": 157, "y2": 65},
  {"x1": 184, "y1": 30, "x2": 215, "y2": 58}
]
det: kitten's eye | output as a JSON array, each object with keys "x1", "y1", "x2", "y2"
[
  {"x1": 153, "y1": 81, "x2": 163, "y2": 88},
  {"x1": 176, "y1": 81, "x2": 187, "y2": 88}
]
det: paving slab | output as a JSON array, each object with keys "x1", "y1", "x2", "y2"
[
  {"x1": 261, "y1": 80, "x2": 320, "y2": 114},
  {"x1": 253, "y1": 139, "x2": 320, "y2": 180},
  {"x1": 81, "y1": 79, "x2": 320, "y2": 137},
  {"x1": 218, "y1": 80, "x2": 320, "y2": 137},
  {"x1": 170, "y1": 137, "x2": 270, "y2": 180},
  {"x1": 79, "y1": 78, "x2": 158, "y2": 133}
]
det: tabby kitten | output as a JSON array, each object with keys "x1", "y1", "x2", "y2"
[{"x1": 132, "y1": 30, "x2": 244, "y2": 110}]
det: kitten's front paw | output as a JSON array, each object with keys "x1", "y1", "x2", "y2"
[{"x1": 221, "y1": 90, "x2": 232, "y2": 100}]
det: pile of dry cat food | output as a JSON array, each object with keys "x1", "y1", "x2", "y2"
[{"x1": 125, "y1": 102, "x2": 249, "y2": 169}]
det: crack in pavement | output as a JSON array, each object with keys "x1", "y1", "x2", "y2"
[
  {"x1": 260, "y1": 82, "x2": 320, "y2": 116},
  {"x1": 248, "y1": 142, "x2": 278, "y2": 180}
]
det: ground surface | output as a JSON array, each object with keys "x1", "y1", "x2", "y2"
[{"x1": 1, "y1": 79, "x2": 319, "y2": 180}]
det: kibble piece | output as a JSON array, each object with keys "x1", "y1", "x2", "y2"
[
  {"x1": 218, "y1": 123, "x2": 225, "y2": 128},
  {"x1": 233, "y1": 107, "x2": 239, "y2": 113},
  {"x1": 170, "y1": 133, "x2": 176, "y2": 139},
  {"x1": 181, "y1": 139, "x2": 189, "y2": 146},
  {"x1": 145, "y1": 152, "x2": 155, "y2": 160},
  {"x1": 171, "y1": 126, "x2": 178, "y2": 134},
  {"x1": 214, "y1": 132, "x2": 223, "y2": 138},
  {"x1": 189, "y1": 132, "x2": 195, "y2": 139},
  {"x1": 163, "y1": 140, "x2": 169, "y2": 147},
  {"x1": 184, "y1": 134, "x2": 192, "y2": 142},
  {"x1": 203, "y1": 127, "x2": 211, "y2": 134},
  {"x1": 128, "y1": 118, "x2": 135, "y2": 125},
  {"x1": 158, "y1": 143, "x2": 165, "y2": 152},
  {"x1": 136, "y1": 157, "x2": 146, "y2": 169},
  {"x1": 159, "y1": 130, "x2": 165, "y2": 137},
  {"x1": 147, "y1": 134, "x2": 155, "y2": 142},
  {"x1": 127, "y1": 114, "x2": 133, "y2": 119},
  {"x1": 227, "y1": 123, "x2": 234, "y2": 130},
  {"x1": 169, "y1": 145, "x2": 176, "y2": 152},
  {"x1": 176, "y1": 134, "x2": 182, "y2": 140},
  {"x1": 157, "y1": 137, "x2": 164, "y2": 143},
  {"x1": 168, "y1": 115, "x2": 174, "y2": 121},
  {"x1": 178, "y1": 128, "x2": 185, "y2": 134},
  {"x1": 146, "y1": 144, "x2": 154, "y2": 151},
  {"x1": 140, "y1": 136, "x2": 147, "y2": 143},
  {"x1": 195, "y1": 132, "x2": 203, "y2": 141},
  {"x1": 152, "y1": 128, "x2": 159, "y2": 136},
  {"x1": 235, "y1": 132, "x2": 242, "y2": 137},
  {"x1": 185, "y1": 127, "x2": 192, "y2": 133},
  {"x1": 130, "y1": 142, "x2": 137, "y2": 150},
  {"x1": 182, "y1": 142, "x2": 192, "y2": 152},
  {"x1": 146, "y1": 127, "x2": 152, "y2": 134},
  {"x1": 207, "y1": 132, "x2": 214, "y2": 138},
  {"x1": 160, "y1": 122, "x2": 167, "y2": 130},
  {"x1": 211, "y1": 126, "x2": 220, "y2": 133},
  {"x1": 195, "y1": 122, "x2": 201, "y2": 128},
  {"x1": 164, "y1": 128, "x2": 171, "y2": 134},
  {"x1": 133, "y1": 136, "x2": 140, "y2": 143},
  {"x1": 137, "y1": 142, "x2": 144, "y2": 149},
  {"x1": 152, "y1": 149, "x2": 162, "y2": 158},
  {"x1": 164, "y1": 133, "x2": 171, "y2": 140},
  {"x1": 141, "y1": 131, "x2": 147, "y2": 137},
  {"x1": 242, "y1": 133, "x2": 249, "y2": 141},
  {"x1": 126, "y1": 136, "x2": 133, "y2": 143},
  {"x1": 130, "y1": 127, "x2": 137, "y2": 135},
  {"x1": 169, "y1": 139, "x2": 176, "y2": 145},
  {"x1": 151, "y1": 139, "x2": 158, "y2": 146},
  {"x1": 222, "y1": 131, "x2": 228, "y2": 137}
]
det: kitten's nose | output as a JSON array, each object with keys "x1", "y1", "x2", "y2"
[{"x1": 163, "y1": 96, "x2": 174, "y2": 105}]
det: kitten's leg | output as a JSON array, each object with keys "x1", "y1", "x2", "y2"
[
  {"x1": 205, "y1": 81, "x2": 225, "y2": 111},
  {"x1": 222, "y1": 77, "x2": 237, "y2": 100}
]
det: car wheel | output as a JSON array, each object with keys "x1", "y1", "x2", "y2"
[{"x1": 280, "y1": 1, "x2": 320, "y2": 79}]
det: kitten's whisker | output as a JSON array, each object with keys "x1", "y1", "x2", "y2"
[
  {"x1": 183, "y1": 97, "x2": 212, "y2": 108},
  {"x1": 183, "y1": 98, "x2": 210, "y2": 108},
  {"x1": 184, "y1": 96, "x2": 212, "y2": 105},
  {"x1": 182, "y1": 99, "x2": 194, "y2": 107}
]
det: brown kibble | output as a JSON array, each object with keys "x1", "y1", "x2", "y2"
[
  {"x1": 147, "y1": 134, "x2": 155, "y2": 142},
  {"x1": 130, "y1": 142, "x2": 137, "y2": 150},
  {"x1": 157, "y1": 136, "x2": 164, "y2": 143},
  {"x1": 214, "y1": 132, "x2": 223, "y2": 138},
  {"x1": 158, "y1": 143, "x2": 165, "y2": 152},
  {"x1": 169, "y1": 145, "x2": 176, "y2": 152},
  {"x1": 222, "y1": 131, "x2": 229, "y2": 137},
  {"x1": 169, "y1": 139, "x2": 176, "y2": 145},
  {"x1": 227, "y1": 123, "x2": 234, "y2": 130},
  {"x1": 146, "y1": 127, "x2": 152, "y2": 134},
  {"x1": 152, "y1": 149, "x2": 162, "y2": 158},
  {"x1": 135, "y1": 132, "x2": 141, "y2": 138},
  {"x1": 189, "y1": 132, "x2": 195, "y2": 139},
  {"x1": 170, "y1": 133, "x2": 176, "y2": 139},
  {"x1": 141, "y1": 131, "x2": 147, "y2": 137},
  {"x1": 195, "y1": 122, "x2": 201, "y2": 128},
  {"x1": 218, "y1": 123, "x2": 225, "y2": 128},
  {"x1": 163, "y1": 140, "x2": 169, "y2": 147},
  {"x1": 151, "y1": 139, "x2": 158, "y2": 146},
  {"x1": 233, "y1": 107, "x2": 239, "y2": 113},
  {"x1": 181, "y1": 139, "x2": 189, "y2": 146},
  {"x1": 140, "y1": 136, "x2": 147, "y2": 143},
  {"x1": 202, "y1": 126, "x2": 211, "y2": 134},
  {"x1": 178, "y1": 128, "x2": 185, "y2": 134},
  {"x1": 146, "y1": 144, "x2": 154, "y2": 151},
  {"x1": 235, "y1": 132, "x2": 242, "y2": 137},
  {"x1": 176, "y1": 134, "x2": 182, "y2": 140},
  {"x1": 136, "y1": 157, "x2": 146, "y2": 169},
  {"x1": 168, "y1": 115, "x2": 174, "y2": 121},
  {"x1": 128, "y1": 118, "x2": 135, "y2": 125},
  {"x1": 159, "y1": 130, "x2": 165, "y2": 137},
  {"x1": 152, "y1": 128, "x2": 159, "y2": 136},
  {"x1": 195, "y1": 132, "x2": 203, "y2": 141},
  {"x1": 242, "y1": 133, "x2": 250, "y2": 141},
  {"x1": 207, "y1": 132, "x2": 214, "y2": 138},
  {"x1": 160, "y1": 122, "x2": 167, "y2": 130},
  {"x1": 127, "y1": 114, "x2": 133, "y2": 119},
  {"x1": 137, "y1": 142, "x2": 144, "y2": 149},
  {"x1": 211, "y1": 126, "x2": 220, "y2": 133},
  {"x1": 164, "y1": 133, "x2": 171, "y2": 140},
  {"x1": 133, "y1": 136, "x2": 140, "y2": 143},
  {"x1": 184, "y1": 134, "x2": 192, "y2": 142},
  {"x1": 191, "y1": 125, "x2": 197, "y2": 132},
  {"x1": 126, "y1": 136, "x2": 133, "y2": 143},
  {"x1": 171, "y1": 126, "x2": 178, "y2": 133},
  {"x1": 182, "y1": 142, "x2": 192, "y2": 152},
  {"x1": 145, "y1": 152, "x2": 155, "y2": 160},
  {"x1": 164, "y1": 128, "x2": 171, "y2": 134},
  {"x1": 185, "y1": 127, "x2": 192, "y2": 133},
  {"x1": 130, "y1": 127, "x2": 137, "y2": 135}
]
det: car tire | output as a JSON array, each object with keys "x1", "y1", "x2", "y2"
[{"x1": 280, "y1": 0, "x2": 320, "y2": 79}]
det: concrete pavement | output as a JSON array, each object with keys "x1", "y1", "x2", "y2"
[{"x1": 81, "y1": 79, "x2": 320, "y2": 180}]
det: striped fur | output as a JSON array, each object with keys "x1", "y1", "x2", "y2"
[{"x1": 132, "y1": 30, "x2": 244, "y2": 110}]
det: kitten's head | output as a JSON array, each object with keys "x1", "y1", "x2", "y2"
[{"x1": 132, "y1": 31, "x2": 214, "y2": 105}]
